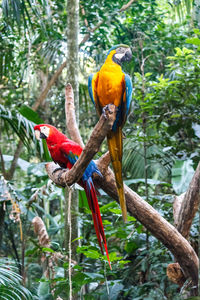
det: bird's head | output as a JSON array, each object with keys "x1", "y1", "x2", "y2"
[
  {"x1": 34, "y1": 124, "x2": 56, "y2": 141},
  {"x1": 106, "y1": 44, "x2": 132, "y2": 65}
]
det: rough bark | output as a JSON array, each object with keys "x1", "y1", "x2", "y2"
[
  {"x1": 176, "y1": 162, "x2": 200, "y2": 239},
  {"x1": 65, "y1": 0, "x2": 79, "y2": 284},
  {"x1": 173, "y1": 193, "x2": 185, "y2": 228},
  {"x1": 168, "y1": 163, "x2": 200, "y2": 290},
  {"x1": 65, "y1": 84, "x2": 84, "y2": 148},
  {"x1": 66, "y1": 0, "x2": 79, "y2": 123},
  {"x1": 0, "y1": 203, "x2": 5, "y2": 247}
]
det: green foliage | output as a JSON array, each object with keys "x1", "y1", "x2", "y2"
[
  {"x1": 1, "y1": 0, "x2": 200, "y2": 299},
  {"x1": 172, "y1": 159, "x2": 194, "y2": 194},
  {"x1": 0, "y1": 104, "x2": 36, "y2": 148},
  {"x1": 0, "y1": 259, "x2": 33, "y2": 299}
]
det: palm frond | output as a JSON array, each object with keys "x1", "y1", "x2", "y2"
[
  {"x1": 0, "y1": 259, "x2": 33, "y2": 300},
  {"x1": 170, "y1": 0, "x2": 193, "y2": 23},
  {"x1": 123, "y1": 137, "x2": 174, "y2": 180},
  {"x1": 1, "y1": 0, "x2": 45, "y2": 29},
  {"x1": 0, "y1": 104, "x2": 36, "y2": 149}
]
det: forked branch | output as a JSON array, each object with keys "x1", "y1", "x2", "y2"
[{"x1": 45, "y1": 84, "x2": 199, "y2": 288}]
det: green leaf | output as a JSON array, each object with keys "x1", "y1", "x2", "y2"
[
  {"x1": 109, "y1": 208, "x2": 122, "y2": 215},
  {"x1": 19, "y1": 105, "x2": 44, "y2": 124},
  {"x1": 186, "y1": 37, "x2": 200, "y2": 46},
  {"x1": 84, "y1": 272, "x2": 104, "y2": 279},
  {"x1": 42, "y1": 247, "x2": 55, "y2": 253},
  {"x1": 77, "y1": 246, "x2": 100, "y2": 259},
  {"x1": 37, "y1": 280, "x2": 50, "y2": 296},
  {"x1": 100, "y1": 201, "x2": 118, "y2": 213},
  {"x1": 72, "y1": 236, "x2": 83, "y2": 243}
]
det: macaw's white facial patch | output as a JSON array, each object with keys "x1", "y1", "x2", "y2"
[
  {"x1": 34, "y1": 130, "x2": 40, "y2": 140},
  {"x1": 115, "y1": 53, "x2": 124, "y2": 60},
  {"x1": 40, "y1": 126, "x2": 50, "y2": 138}
]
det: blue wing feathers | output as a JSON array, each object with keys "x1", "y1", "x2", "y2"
[
  {"x1": 124, "y1": 74, "x2": 133, "y2": 116},
  {"x1": 63, "y1": 151, "x2": 79, "y2": 165},
  {"x1": 63, "y1": 149, "x2": 101, "y2": 182},
  {"x1": 82, "y1": 160, "x2": 102, "y2": 182},
  {"x1": 88, "y1": 74, "x2": 95, "y2": 105}
]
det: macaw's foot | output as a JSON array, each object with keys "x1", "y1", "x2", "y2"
[
  {"x1": 102, "y1": 104, "x2": 115, "y2": 119},
  {"x1": 52, "y1": 167, "x2": 68, "y2": 185},
  {"x1": 58, "y1": 169, "x2": 68, "y2": 183}
]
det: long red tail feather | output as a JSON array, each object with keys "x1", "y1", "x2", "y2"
[{"x1": 84, "y1": 179, "x2": 111, "y2": 270}]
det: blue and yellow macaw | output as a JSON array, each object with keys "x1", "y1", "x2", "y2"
[{"x1": 88, "y1": 45, "x2": 133, "y2": 222}]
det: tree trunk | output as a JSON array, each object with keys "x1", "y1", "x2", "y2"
[
  {"x1": 64, "y1": 1, "x2": 79, "y2": 299},
  {"x1": 0, "y1": 203, "x2": 5, "y2": 248},
  {"x1": 66, "y1": 0, "x2": 79, "y2": 123}
]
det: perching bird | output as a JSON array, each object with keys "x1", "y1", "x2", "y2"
[
  {"x1": 34, "y1": 124, "x2": 111, "y2": 269},
  {"x1": 88, "y1": 45, "x2": 133, "y2": 222}
]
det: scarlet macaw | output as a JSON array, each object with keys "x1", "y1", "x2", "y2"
[
  {"x1": 88, "y1": 45, "x2": 133, "y2": 222},
  {"x1": 34, "y1": 124, "x2": 111, "y2": 269}
]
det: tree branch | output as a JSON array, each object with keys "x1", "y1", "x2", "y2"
[
  {"x1": 45, "y1": 85, "x2": 199, "y2": 286},
  {"x1": 79, "y1": 0, "x2": 136, "y2": 46},
  {"x1": 175, "y1": 162, "x2": 200, "y2": 239},
  {"x1": 32, "y1": 61, "x2": 67, "y2": 111},
  {"x1": 119, "y1": 0, "x2": 137, "y2": 12},
  {"x1": 0, "y1": 147, "x2": 6, "y2": 177},
  {"x1": 65, "y1": 83, "x2": 84, "y2": 148},
  {"x1": 6, "y1": 141, "x2": 24, "y2": 180}
]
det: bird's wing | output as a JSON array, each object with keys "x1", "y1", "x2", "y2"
[
  {"x1": 88, "y1": 72, "x2": 102, "y2": 116},
  {"x1": 124, "y1": 73, "x2": 133, "y2": 117},
  {"x1": 60, "y1": 142, "x2": 81, "y2": 166}
]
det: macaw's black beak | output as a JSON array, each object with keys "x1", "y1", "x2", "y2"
[
  {"x1": 122, "y1": 48, "x2": 132, "y2": 62},
  {"x1": 40, "y1": 132, "x2": 47, "y2": 139}
]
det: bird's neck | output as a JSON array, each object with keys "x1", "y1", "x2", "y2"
[{"x1": 105, "y1": 51, "x2": 122, "y2": 69}]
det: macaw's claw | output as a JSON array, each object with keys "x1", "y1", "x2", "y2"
[
  {"x1": 58, "y1": 169, "x2": 68, "y2": 183},
  {"x1": 102, "y1": 104, "x2": 114, "y2": 119}
]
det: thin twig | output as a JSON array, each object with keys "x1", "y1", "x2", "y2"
[{"x1": 68, "y1": 187, "x2": 72, "y2": 300}]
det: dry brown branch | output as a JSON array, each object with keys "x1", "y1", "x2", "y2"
[
  {"x1": 79, "y1": 0, "x2": 136, "y2": 45},
  {"x1": 119, "y1": 0, "x2": 137, "y2": 12},
  {"x1": 167, "y1": 263, "x2": 186, "y2": 287},
  {"x1": 32, "y1": 61, "x2": 67, "y2": 111},
  {"x1": 65, "y1": 84, "x2": 84, "y2": 148},
  {"x1": 176, "y1": 162, "x2": 200, "y2": 239},
  {"x1": 173, "y1": 193, "x2": 185, "y2": 227},
  {"x1": 32, "y1": 216, "x2": 50, "y2": 247},
  {"x1": 80, "y1": 5, "x2": 89, "y2": 30},
  {"x1": 5, "y1": 141, "x2": 24, "y2": 180},
  {"x1": 167, "y1": 164, "x2": 200, "y2": 288},
  {"x1": 32, "y1": 216, "x2": 76, "y2": 264},
  {"x1": 96, "y1": 151, "x2": 111, "y2": 171}
]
